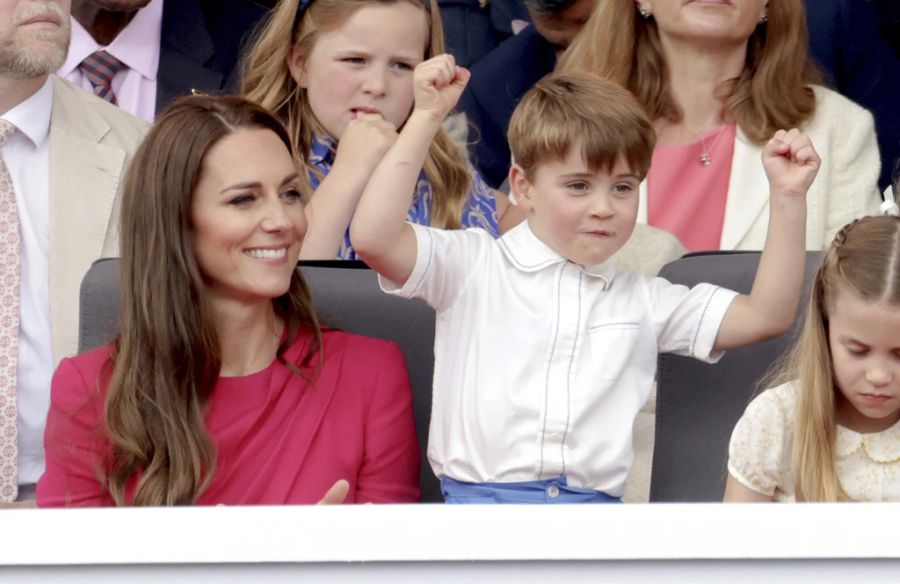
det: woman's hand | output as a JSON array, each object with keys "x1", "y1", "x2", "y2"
[
  {"x1": 412, "y1": 54, "x2": 471, "y2": 121},
  {"x1": 316, "y1": 479, "x2": 350, "y2": 504},
  {"x1": 762, "y1": 129, "x2": 821, "y2": 198}
]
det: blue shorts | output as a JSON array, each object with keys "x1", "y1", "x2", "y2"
[{"x1": 440, "y1": 475, "x2": 622, "y2": 504}]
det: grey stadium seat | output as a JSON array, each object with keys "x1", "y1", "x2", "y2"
[{"x1": 649, "y1": 251, "x2": 822, "y2": 502}]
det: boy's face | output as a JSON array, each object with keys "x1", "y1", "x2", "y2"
[{"x1": 510, "y1": 146, "x2": 640, "y2": 266}]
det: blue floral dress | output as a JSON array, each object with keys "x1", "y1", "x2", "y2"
[{"x1": 307, "y1": 135, "x2": 500, "y2": 260}]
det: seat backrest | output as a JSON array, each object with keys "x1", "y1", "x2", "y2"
[
  {"x1": 299, "y1": 263, "x2": 439, "y2": 502},
  {"x1": 79, "y1": 259, "x2": 441, "y2": 502},
  {"x1": 79, "y1": 257, "x2": 121, "y2": 354},
  {"x1": 649, "y1": 251, "x2": 822, "y2": 502}
]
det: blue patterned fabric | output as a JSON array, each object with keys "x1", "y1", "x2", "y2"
[{"x1": 307, "y1": 135, "x2": 500, "y2": 260}]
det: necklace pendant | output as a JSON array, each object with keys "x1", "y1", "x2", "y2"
[{"x1": 699, "y1": 153, "x2": 712, "y2": 166}]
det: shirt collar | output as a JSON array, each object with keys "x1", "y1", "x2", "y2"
[
  {"x1": 1, "y1": 77, "x2": 53, "y2": 149},
  {"x1": 59, "y1": 0, "x2": 162, "y2": 80},
  {"x1": 497, "y1": 221, "x2": 617, "y2": 287},
  {"x1": 836, "y1": 418, "x2": 900, "y2": 462}
]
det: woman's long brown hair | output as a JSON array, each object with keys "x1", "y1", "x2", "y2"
[
  {"x1": 557, "y1": 0, "x2": 821, "y2": 143},
  {"x1": 106, "y1": 95, "x2": 322, "y2": 505}
]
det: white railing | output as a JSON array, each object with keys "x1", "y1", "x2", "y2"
[{"x1": 1, "y1": 503, "x2": 897, "y2": 581}]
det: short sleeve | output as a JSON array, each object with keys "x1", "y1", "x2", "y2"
[
  {"x1": 727, "y1": 387, "x2": 791, "y2": 497},
  {"x1": 378, "y1": 223, "x2": 490, "y2": 312},
  {"x1": 645, "y1": 278, "x2": 739, "y2": 362}
]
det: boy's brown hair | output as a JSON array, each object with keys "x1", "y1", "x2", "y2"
[{"x1": 508, "y1": 71, "x2": 656, "y2": 179}]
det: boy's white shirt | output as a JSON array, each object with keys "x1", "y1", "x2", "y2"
[{"x1": 380, "y1": 221, "x2": 737, "y2": 497}]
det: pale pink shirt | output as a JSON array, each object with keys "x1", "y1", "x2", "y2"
[
  {"x1": 58, "y1": 0, "x2": 163, "y2": 123},
  {"x1": 647, "y1": 123, "x2": 736, "y2": 252}
]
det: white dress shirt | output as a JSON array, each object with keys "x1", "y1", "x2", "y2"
[
  {"x1": 58, "y1": 0, "x2": 163, "y2": 123},
  {"x1": 382, "y1": 222, "x2": 737, "y2": 497},
  {"x1": 1, "y1": 79, "x2": 55, "y2": 486}
]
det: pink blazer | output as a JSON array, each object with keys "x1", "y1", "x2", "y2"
[{"x1": 36, "y1": 329, "x2": 421, "y2": 506}]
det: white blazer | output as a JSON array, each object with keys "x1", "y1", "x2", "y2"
[
  {"x1": 48, "y1": 75, "x2": 146, "y2": 363},
  {"x1": 639, "y1": 86, "x2": 883, "y2": 250}
]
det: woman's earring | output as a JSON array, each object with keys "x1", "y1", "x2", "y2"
[
  {"x1": 759, "y1": 14, "x2": 768, "y2": 24},
  {"x1": 638, "y1": 6, "x2": 652, "y2": 19}
]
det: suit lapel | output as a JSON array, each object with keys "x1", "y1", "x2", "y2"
[
  {"x1": 719, "y1": 129, "x2": 769, "y2": 249},
  {"x1": 156, "y1": 0, "x2": 220, "y2": 112},
  {"x1": 48, "y1": 77, "x2": 125, "y2": 362}
]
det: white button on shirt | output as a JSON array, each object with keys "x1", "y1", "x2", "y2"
[{"x1": 381, "y1": 222, "x2": 738, "y2": 497}]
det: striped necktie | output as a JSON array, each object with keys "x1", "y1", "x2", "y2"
[
  {"x1": 79, "y1": 50, "x2": 127, "y2": 104},
  {"x1": 0, "y1": 119, "x2": 20, "y2": 503}
]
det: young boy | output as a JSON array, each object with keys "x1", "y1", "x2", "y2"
[{"x1": 350, "y1": 56, "x2": 821, "y2": 503}]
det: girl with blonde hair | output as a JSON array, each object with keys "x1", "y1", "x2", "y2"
[
  {"x1": 726, "y1": 213, "x2": 900, "y2": 502},
  {"x1": 243, "y1": 0, "x2": 520, "y2": 259},
  {"x1": 558, "y1": 0, "x2": 882, "y2": 252}
]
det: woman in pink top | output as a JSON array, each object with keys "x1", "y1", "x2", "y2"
[
  {"x1": 559, "y1": 0, "x2": 881, "y2": 251},
  {"x1": 36, "y1": 95, "x2": 420, "y2": 506}
]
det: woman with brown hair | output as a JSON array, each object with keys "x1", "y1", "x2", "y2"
[
  {"x1": 558, "y1": 0, "x2": 882, "y2": 252},
  {"x1": 35, "y1": 95, "x2": 420, "y2": 506}
]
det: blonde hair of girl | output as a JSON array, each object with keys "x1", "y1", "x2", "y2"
[
  {"x1": 767, "y1": 215, "x2": 900, "y2": 501},
  {"x1": 242, "y1": 0, "x2": 470, "y2": 229}
]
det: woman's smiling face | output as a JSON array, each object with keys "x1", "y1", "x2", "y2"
[{"x1": 191, "y1": 128, "x2": 307, "y2": 305}]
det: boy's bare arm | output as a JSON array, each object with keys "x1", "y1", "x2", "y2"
[
  {"x1": 714, "y1": 129, "x2": 820, "y2": 351},
  {"x1": 350, "y1": 55, "x2": 470, "y2": 284}
]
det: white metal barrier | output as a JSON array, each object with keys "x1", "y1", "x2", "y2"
[{"x1": 1, "y1": 503, "x2": 896, "y2": 581}]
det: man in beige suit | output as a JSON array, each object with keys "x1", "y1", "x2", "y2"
[{"x1": 0, "y1": 0, "x2": 146, "y2": 505}]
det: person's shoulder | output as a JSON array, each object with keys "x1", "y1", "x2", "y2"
[
  {"x1": 472, "y1": 25, "x2": 553, "y2": 70},
  {"x1": 809, "y1": 85, "x2": 874, "y2": 120},
  {"x1": 49, "y1": 75, "x2": 148, "y2": 144},
  {"x1": 468, "y1": 26, "x2": 556, "y2": 93},
  {"x1": 606, "y1": 266, "x2": 659, "y2": 297},
  {"x1": 164, "y1": 0, "x2": 269, "y2": 45},
  {"x1": 321, "y1": 329, "x2": 403, "y2": 361},
  {"x1": 51, "y1": 344, "x2": 116, "y2": 410},
  {"x1": 319, "y1": 330, "x2": 408, "y2": 382},
  {"x1": 611, "y1": 224, "x2": 686, "y2": 277},
  {"x1": 56, "y1": 344, "x2": 116, "y2": 380},
  {"x1": 747, "y1": 381, "x2": 797, "y2": 420},
  {"x1": 415, "y1": 222, "x2": 498, "y2": 250}
]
